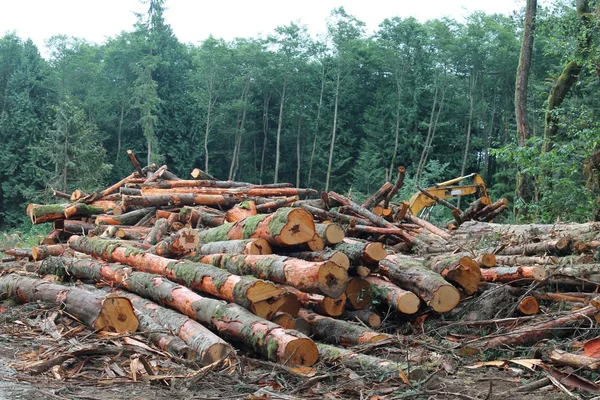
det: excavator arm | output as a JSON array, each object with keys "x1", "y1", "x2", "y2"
[{"x1": 408, "y1": 173, "x2": 490, "y2": 216}]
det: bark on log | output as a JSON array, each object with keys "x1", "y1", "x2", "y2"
[
  {"x1": 40, "y1": 256, "x2": 318, "y2": 366},
  {"x1": 197, "y1": 208, "x2": 315, "y2": 247},
  {"x1": 256, "y1": 196, "x2": 299, "y2": 213},
  {"x1": 383, "y1": 166, "x2": 406, "y2": 209},
  {"x1": 194, "y1": 239, "x2": 272, "y2": 256},
  {"x1": 345, "y1": 277, "x2": 373, "y2": 310},
  {"x1": 481, "y1": 205, "x2": 508, "y2": 222},
  {"x1": 497, "y1": 238, "x2": 571, "y2": 256},
  {"x1": 361, "y1": 182, "x2": 393, "y2": 210},
  {"x1": 180, "y1": 206, "x2": 225, "y2": 228},
  {"x1": 0, "y1": 274, "x2": 138, "y2": 333},
  {"x1": 31, "y1": 244, "x2": 67, "y2": 261},
  {"x1": 143, "y1": 218, "x2": 169, "y2": 245},
  {"x1": 317, "y1": 343, "x2": 406, "y2": 379},
  {"x1": 426, "y1": 256, "x2": 482, "y2": 295},
  {"x1": 27, "y1": 203, "x2": 68, "y2": 224},
  {"x1": 127, "y1": 149, "x2": 144, "y2": 176},
  {"x1": 341, "y1": 309, "x2": 381, "y2": 329},
  {"x1": 297, "y1": 203, "x2": 370, "y2": 226},
  {"x1": 379, "y1": 255, "x2": 460, "y2": 313},
  {"x1": 62, "y1": 220, "x2": 96, "y2": 235},
  {"x1": 277, "y1": 285, "x2": 347, "y2": 317},
  {"x1": 41, "y1": 230, "x2": 63, "y2": 245},
  {"x1": 473, "y1": 198, "x2": 508, "y2": 220},
  {"x1": 190, "y1": 167, "x2": 217, "y2": 181},
  {"x1": 480, "y1": 266, "x2": 547, "y2": 282},
  {"x1": 64, "y1": 203, "x2": 108, "y2": 219},
  {"x1": 95, "y1": 208, "x2": 155, "y2": 226},
  {"x1": 122, "y1": 194, "x2": 239, "y2": 209},
  {"x1": 333, "y1": 238, "x2": 386, "y2": 266},
  {"x1": 51, "y1": 188, "x2": 72, "y2": 200},
  {"x1": 297, "y1": 309, "x2": 390, "y2": 346},
  {"x1": 140, "y1": 186, "x2": 318, "y2": 198},
  {"x1": 150, "y1": 228, "x2": 200, "y2": 258},
  {"x1": 457, "y1": 197, "x2": 491, "y2": 223},
  {"x1": 144, "y1": 179, "x2": 251, "y2": 189},
  {"x1": 225, "y1": 200, "x2": 257, "y2": 222},
  {"x1": 67, "y1": 237, "x2": 285, "y2": 319},
  {"x1": 283, "y1": 250, "x2": 350, "y2": 270},
  {"x1": 406, "y1": 214, "x2": 451, "y2": 240},
  {"x1": 456, "y1": 221, "x2": 600, "y2": 238},
  {"x1": 493, "y1": 255, "x2": 557, "y2": 266},
  {"x1": 120, "y1": 187, "x2": 142, "y2": 196},
  {"x1": 199, "y1": 254, "x2": 348, "y2": 298},
  {"x1": 365, "y1": 276, "x2": 420, "y2": 315},
  {"x1": 102, "y1": 288, "x2": 232, "y2": 364},
  {"x1": 549, "y1": 349, "x2": 600, "y2": 371},
  {"x1": 4, "y1": 248, "x2": 33, "y2": 260},
  {"x1": 315, "y1": 223, "x2": 345, "y2": 245}
]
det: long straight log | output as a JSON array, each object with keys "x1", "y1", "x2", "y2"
[
  {"x1": 67, "y1": 237, "x2": 285, "y2": 319},
  {"x1": 256, "y1": 196, "x2": 299, "y2": 213},
  {"x1": 457, "y1": 197, "x2": 491, "y2": 223},
  {"x1": 143, "y1": 180, "x2": 252, "y2": 188},
  {"x1": 361, "y1": 182, "x2": 393, "y2": 210},
  {"x1": 549, "y1": 350, "x2": 600, "y2": 371},
  {"x1": 383, "y1": 166, "x2": 406, "y2": 209},
  {"x1": 193, "y1": 239, "x2": 273, "y2": 256},
  {"x1": 26, "y1": 203, "x2": 68, "y2": 224},
  {"x1": 278, "y1": 285, "x2": 346, "y2": 317},
  {"x1": 317, "y1": 343, "x2": 406, "y2": 379},
  {"x1": 297, "y1": 203, "x2": 372, "y2": 226},
  {"x1": 496, "y1": 237, "x2": 571, "y2": 256},
  {"x1": 64, "y1": 203, "x2": 108, "y2": 219},
  {"x1": 122, "y1": 194, "x2": 239, "y2": 209},
  {"x1": 481, "y1": 205, "x2": 508, "y2": 222},
  {"x1": 197, "y1": 207, "x2": 315, "y2": 247},
  {"x1": 150, "y1": 228, "x2": 200, "y2": 258},
  {"x1": 105, "y1": 288, "x2": 233, "y2": 364},
  {"x1": 95, "y1": 208, "x2": 155, "y2": 226},
  {"x1": 406, "y1": 214, "x2": 451, "y2": 240},
  {"x1": 494, "y1": 255, "x2": 557, "y2": 266},
  {"x1": 180, "y1": 206, "x2": 225, "y2": 228},
  {"x1": 341, "y1": 309, "x2": 381, "y2": 329},
  {"x1": 4, "y1": 248, "x2": 33, "y2": 260},
  {"x1": 333, "y1": 238, "x2": 386, "y2": 266},
  {"x1": 199, "y1": 253, "x2": 348, "y2": 298},
  {"x1": 365, "y1": 276, "x2": 420, "y2": 315},
  {"x1": 190, "y1": 167, "x2": 217, "y2": 181},
  {"x1": 31, "y1": 244, "x2": 67, "y2": 261},
  {"x1": 143, "y1": 218, "x2": 169, "y2": 245},
  {"x1": 297, "y1": 309, "x2": 390, "y2": 346},
  {"x1": 425, "y1": 255, "x2": 482, "y2": 295},
  {"x1": 39, "y1": 257, "x2": 318, "y2": 366},
  {"x1": 474, "y1": 198, "x2": 508, "y2": 220},
  {"x1": 283, "y1": 250, "x2": 350, "y2": 270},
  {"x1": 225, "y1": 201, "x2": 257, "y2": 222},
  {"x1": 0, "y1": 274, "x2": 138, "y2": 333},
  {"x1": 481, "y1": 266, "x2": 547, "y2": 283},
  {"x1": 140, "y1": 187, "x2": 318, "y2": 198},
  {"x1": 127, "y1": 149, "x2": 144, "y2": 176},
  {"x1": 379, "y1": 255, "x2": 460, "y2": 313}
]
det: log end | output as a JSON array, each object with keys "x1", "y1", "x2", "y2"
[
  {"x1": 279, "y1": 209, "x2": 316, "y2": 246},
  {"x1": 345, "y1": 277, "x2": 372, "y2": 310},
  {"x1": 319, "y1": 293, "x2": 347, "y2": 317},
  {"x1": 279, "y1": 292, "x2": 302, "y2": 318},
  {"x1": 429, "y1": 285, "x2": 460, "y2": 313},
  {"x1": 270, "y1": 312, "x2": 296, "y2": 330},
  {"x1": 95, "y1": 297, "x2": 139, "y2": 333},
  {"x1": 318, "y1": 261, "x2": 349, "y2": 298},
  {"x1": 397, "y1": 291, "x2": 421, "y2": 315},
  {"x1": 364, "y1": 242, "x2": 387, "y2": 264},
  {"x1": 306, "y1": 234, "x2": 325, "y2": 252},
  {"x1": 518, "y1": 296, "x2": 539, "y2": 315},
  {"x1": 249, "y1": 238, "x2": 272, "y2": 255},
  {"x1": 479, "y1": 254, "x2": 496, "y2": 268},
  {"x1": 282, "y1": 337, "x2": 319, "y2": 367},
  {"x1": 329, "y1": 251, "x2": 350, "y2": 270},
  {"x1": 323, "y1": 224, "x2": 345, "y2": 244}
]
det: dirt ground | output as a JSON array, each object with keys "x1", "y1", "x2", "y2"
[{"x1": 0, "y1": 300, "x2": 586, "y2": 400}]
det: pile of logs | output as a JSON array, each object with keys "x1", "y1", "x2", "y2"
[{"x1": 3, "y1": 150, "x2": 600, "y2": 378}]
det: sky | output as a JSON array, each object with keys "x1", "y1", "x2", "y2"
[{"x1": 1, "y1": 0, "x2": 524, "y2": 55}]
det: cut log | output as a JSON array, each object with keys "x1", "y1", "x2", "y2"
[
  {"x1": 4, "y1": 248, "x2": 33, "y2": 260},
  {"x1": 297, "y1": 309, "x2": 390, "y2": 346},
  {"x1": 493, "y1": 255, "x2": 557, "y2": 266},
  {"x1": 51, "y1": 188, "x2": 72, "y2": 200},
  {"x1": 270, "y1": 312, "x2": 296, "y2": 330},
  {"x1": 365, "y1": 276, "x2": 420, "y2": 315},
  {"x1": 361, "y1": 182, "x2": 393, "y2": 210},
  {"x1": 481, "y1": 205, "x2": 508, "y2": 222},
  {"x1": 426, "y1": 256, "x2": 482, "y2": 295},
  {"x1": 127, "y1": 149, "x2": 144, "y2": 176},
  {"x1": 333, "y1": 238, "x2": 386, "y2": 266},
  {"x1": 406, "y1": 214, "x2": 451, "y2": 240},
  {"x1": 64, "y1": 203, "x2": 108, "y2": 219},
  {"x1": 383, "y1": 166, "x2": 406, "y2": 209},
  {"x1": 143, "y1": 218, "x2": 169, "y2": 245},
  {"x1": 379, "y1": 255, "x2": 460, "y2": 313},
  {"x1": 305, "y1": 233, "x2": 326, "y2": 252},
  {"x1": 317, "y1": 343, "x2": 406, "y2": 379},
  {"x1": 476, "y1": 254, "x2": 497, "y2": 268},
  {"x1": 255, "y1": 196, "x2": 299, "y2": 213},
  {"x1": 278, "y1": 292, "x2": 302, "y2": 317},
  {"x1": 40, "y1": 256, "x2": 318, "y2": 366},
  {"x1": 278, "y1": 285, "x2": 346, "y2": 317},
  {"x1": 120, "y1": 187, "x2": 142, "y2": 196},
  {"x1": 197, "y1": 208, "x2": 315, "y2": 247},
  {"x1": 0, "y1": 274, "x2": 138, "y2": 333},
  {"x1": 496, "y1": 238, "x2": 572, "y2": 256},
  {"x1": 283, "y1": 250, "x2": 350, "y2": 270},
  {"x1": 315, "y1": 223, "x2": 345, "y2": 245},
  {"x1": 225, "y1": 200, "x2": 257, "y2": 222},
  {"x1": 41, "y1": 230, "x2": 63, "y2": 245},
  {"x1": 199, "y1": 254, "x2": 348, "y2": 298},
  {"x1": 27, "y1": 203, "x2": 68, "y2": 224},
  {"x1": 549, "y1": 349, "x2": 600, "y2": 371},
  {"x1": 31, "y1": 244, "x2": 67, "y2": 261},
  {"x1": 180, "y1": 206, "x2": 225, "y2": 228},
  {"x1": 297, "y1": 203, "x2": 371, "y2": 226},
  {"x1": 150, "y1": 228, "x2": 200, "y2": 258},
  {"x1": 473, "y1": 198, "x2": 508, "y2": 220},
  {"x1": 341, "y1": 309, "x2": 381, "y2": 329},
  {"x1": 190, "y1": 167, "x2": 217, "y2": 181},
  {"x1": 415, "y1": 186, "x2": 462, "y2": 214},
  {"x1": 62, "y1": 220, "x2": 96, "y2": 235},
  {"x1": 67, "y1": 237, "x2": 285, "y2": 319},
  {"x1": 457, "y1": 197, "x2": 491, "y2": 223},
  {"x1": 122, "y1": 194, "x2": 239, "y2": 209},
  {"x1": 95, "y1": 208, "x2": 154, "y2": 226},
  {"x1": 480, "y1": 266, "x2": 547, "y2": 283},
  {"x1": 115, "y1": 226, "x2": 152, "y2": 241},
  {"x1": 194, "y1": 239, "x2": 272, "y2": 256},
  {"x1": 517, "y1": 296, "x2": 539, "y2": 315},
  {"x1": 102, "y1": 288, "x2": 232, "y2": 364},
  {"x1": 345, "y1": 277, "x2": 373, "y2": 310}
]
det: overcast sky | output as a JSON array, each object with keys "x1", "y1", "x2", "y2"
[{"x1": 2, "y1": 0, "x2": 525, "y2": 55}]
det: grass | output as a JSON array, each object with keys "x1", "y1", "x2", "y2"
[{"x1": 0, "y1": 223, "x2": 53, "y2": 253}]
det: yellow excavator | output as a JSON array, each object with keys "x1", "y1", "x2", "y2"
[{"x1": 408, "y1": 173, "x2": 491, "y2": 217}]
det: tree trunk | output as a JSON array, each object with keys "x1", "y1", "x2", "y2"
[
  {"x1": 40, "y1": 257, "x2": 318, "y2": 366},
  {"x1": 197, "y1": 207, "x2": 315, "y2": 247},
  {"x1": 458, "y1": 72, "x2": 478, "y2": 209},
  {"x1": 379, "y1": 255, "x2": 460, "y2": 313},
  {"x1": 274, "y1": 78, "x2": 287, "y2": 184},
  {"x1": 150, "y1": 228, "x2": 200, "y2": 258},
  {"x1": 308, "y1": 61, "x2": 326, "y2": 187},
  {"x1": 199, "y1": 253, "x2": 348, "y2": 298},
  {"x1": 341, "y1": 309, "x2": 381, "y2": 329},
  {"x1": 296, "y1": 105, "x2": 303, "y2": 188},
  {"x1": 67, "y1": 238, "x2": 285, "y2": 319},
  {"x1": 0, "y1": 274, "x2": 138, "y2": 333},
  {"x1": 389, "y1": 77, "x2": 402, "y2": 179},
  {"x1": 225, "y1": 200, "x2": 257, "y2": 222},
  {"x1": 384, "y1": 166, "x2": 406, "y2": 209},
  {"x1": 143, "y1": 218, "x2": 169, "y2": 245},
  {"x1": 256, "y1": 196, "x2": 299, "y2": 213},
  {"x1": 260, "y1": 92, "x2": 271, "y2": 184},
  {"x1": 416, "y1": 86, "x2": 438, "y2": 184},
  {"x1": 193, "y1": 239, "x2": 272, "y2": 256},
  {"x1": 283, "y1": 250, "x2": 349, "y2": 270},
  {"x1": 362, "y1": 182, "x2": 393, "y2": 210},
  {"x1": 121, "y1": 193, "x2": 239, "y2": 209},
  {"x1": 31, "y1": 244, "x2": 67, "y2": 261},
  {"x1": 325, "y1": 69, "x2": 341, "y2": 192},
  {"x1": 316, "y1": 343, "x2": 406, "y2": 379},
  {"x1": 314, "y1": 223, "x2": 345, "y2": 245},
  {"x1": 426, "y1": 255, "x2": 482, "y2": 296},
  {"x1": 278, "y1": 285, "x2": 346, "y2": 317},
  {"x1": 333, "y1": 238, "x2": 386, "y2": 266},
  {"x1": 94, "y1": 207, "x2": 155, "y2": 226},
  {"x1": 365, "y1": 276, "x2": 420, "y2": 315},
  {"x1": 480, "y1": 266, "x2": 546, "y2": 283},
  {"x1": 297, "y1": 309, "x2": 390, "y2": 346}
]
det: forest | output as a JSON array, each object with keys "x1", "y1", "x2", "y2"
[{"x1": 0, "y1": 0, "x2": 599, "y2": 228}]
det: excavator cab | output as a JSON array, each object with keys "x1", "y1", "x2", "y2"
[{"x1": 408, "y1": 173, "x2": 490, "y2": 217}]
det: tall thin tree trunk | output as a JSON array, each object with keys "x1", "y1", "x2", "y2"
[
  {"x1": 416, "y1": 86, "x2": 439, "y2": 184},
  {"x1": 259, "y1": 92, "x2": 271, "y2": 184},
  {"x1": 116, "y1": 97, "x2": 125, "y2": 163},
  {"x1": 229, "y1": 78, "x2": 250, "y2": 181},
  {"x1": 204, "y1": 75, "x2": 214, "y2": 174},
  {"x1": 420, "y1": 87, "x2": 446, "y2": 183},
  {"x1": 458, "y1": 72, "x2": 478, "y2": 209},
  {"x1": 389, "y1": 77, "x2": 402, "y2": 175},
  {"x1": 325, "y1": 69, "x2": 341, "y2": 192},
  {"x1": 308, "y1": 62, "x2": 326, "y2": 187},
  {"x1": 296, "y1": 108, "x2": 303, "y2": 188},
  {"x1": 147, "y1": 139, "x2": 151, "y2": 167},
  {"x1": 274, "y1": 77, "x2": 288, "y2": 184}
]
